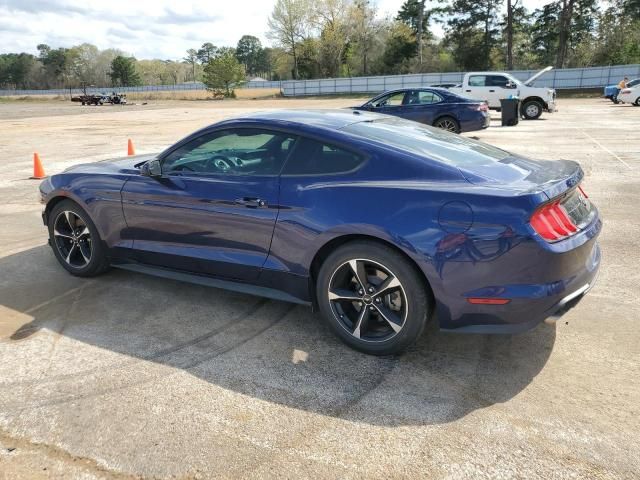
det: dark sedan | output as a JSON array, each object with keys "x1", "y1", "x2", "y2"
[
  {"x1": 352, "y1": 87, "x2": 490, "y2": 133},
  {"x1": 40, "y1": 110, "x2": 600, "y2": 355}
]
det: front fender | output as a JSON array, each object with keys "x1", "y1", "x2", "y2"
[{"x1": 40, "y1": 172, "x2": 131, "y2": 250}]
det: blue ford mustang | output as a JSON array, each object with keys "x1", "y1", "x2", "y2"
[
  {"x1": 352, "y1": 87, "x2": 490, "y2": 133},
  {"x1": 40, "y1": 110, "x2": 601, "y2": 355}
]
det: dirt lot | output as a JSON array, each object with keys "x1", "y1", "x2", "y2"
[{"x1": 0, "y1": 97, "x2": 638, "y2": 479}]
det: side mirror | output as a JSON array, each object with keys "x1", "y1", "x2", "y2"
[
  {"x1": 141, "y1": 159, "x2": 162, "y2": 177},
  {"x1": 506, "y1": 81, "x2": 517, "y2": 89}
]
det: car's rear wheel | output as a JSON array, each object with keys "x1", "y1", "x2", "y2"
[
  {"x1": 316, "y1": 241, "x2": 430, "y2": 355},
  {"x1": 48, "y1": 200, "x2": 110, "y2": 277},
  {"x1": 521, "y1": 100, "x2": 543, "y2": 120},
  {"x1": 433, "y1": 116, "x2": 460, "y2": 133},
  {"x1": 634, "y1": 97, "x2": 640, "y2": 106}
]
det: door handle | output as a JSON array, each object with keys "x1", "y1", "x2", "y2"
[
  {"x1": 465, "y1": 89, "x2": 472, "y2": 92},
  {"x1": 489, "y1": 89, "x2": 495, "y2": 92},
  {"x1": 235, "y1": 197, "x2": 266, "y2": 208}
]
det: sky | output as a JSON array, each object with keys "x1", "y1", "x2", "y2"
[{"x1": 0, "y1": 0, "x2": 555, "y2": 60}]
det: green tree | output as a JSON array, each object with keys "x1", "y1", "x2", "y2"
[
  {"x1": 196, "y1": 43, "x2": 218, "y2": 64},
  {"x1": 445, "y1": 0, "x2": 504, "y2": 70},
  {"x1": 203, "y1": 53, "x2": 244, "y2": 97},
  {"x1": 37, "y1": 44, "x2": 72, "y2": 87},
  {"x1": 313, "y1": 0, "x2": 352, "y2": 78},
  {"x1": 0, "y1": 53, "x2": 36, "y2": 88},
  {"x1": 236, "y1": 35, "x2": 264, "y2": 76},
  {"x1": 349, "y1": 0, "x2": 381, "y2": 75},
  {"x1": 268, "y1": 0, "x2": 311, "y2": 79},
  {"x1": 531, "y1": 3, "x2": 560, "y2": 66},
  {"x1": 184, "y1": 49, "x2": 199, "y2": 81},
  {"x1": 109, "y1": 56, "x2": 141, "y2": 86},
  {"x1": 378, "y1": 22, "x2": 417, "y2": 74}
]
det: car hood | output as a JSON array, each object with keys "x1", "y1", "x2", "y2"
[
  {"x1": 524, "y1": 66, "x2": 553, "y2": 86},
  {"x1": 62, "y1": 154, "x2": 157, "y2": 175},
  {"x1": 459, "y1": 156, "x2": 582, "y2": 199}
]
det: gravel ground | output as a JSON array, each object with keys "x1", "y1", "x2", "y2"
[{"x1": 0, "y1": 97, "x2": 638, "y2": 479}]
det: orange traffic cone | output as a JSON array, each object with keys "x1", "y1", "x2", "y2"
[
  {"x1": 31, "y1": 152, "x2": 46, "y2": 179},
  {"x1": 127, "y1": 138, "x2": 136, "y2": 156}
]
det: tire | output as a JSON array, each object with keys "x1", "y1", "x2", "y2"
[
  {"x1": 634, "y1": 97, "x2": 640, "y2": 106},
  {"x1": 316, "y1": 241, "x2": 430, "y2": 356},
  {"x1": 521, "y1": 100, "x2": 543, "y2": 120},
  {"x1": 433, "y1": 116, "x2": 461, "y2": 133},
  {"x1": 48, "y1": 200, "x2": 110, "y2": 277}
]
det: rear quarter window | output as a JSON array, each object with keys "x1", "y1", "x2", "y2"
[{"x1": 282, "y1": 138, "x2": 364, "y2": 175}]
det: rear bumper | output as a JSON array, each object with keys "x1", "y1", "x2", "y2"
[
  {"x1": 461, "y1": 114, "x2": 491, "y2": 133},
  {"x1": 437, "y1": 224, "x2": 602, "y2": 334}
]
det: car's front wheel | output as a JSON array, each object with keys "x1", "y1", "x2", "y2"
[
  {"x1": 521, "y1": 100, "x2": 543, "y2": 120},
  {"x1": 48, "y1": 200, "x2": 110, "y2": 277},
  {"x1": 316, "y1": 241, "x2": 430, "y2": 355}
]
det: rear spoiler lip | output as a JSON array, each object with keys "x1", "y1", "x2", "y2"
[
  {"x1": 456, "y1": 159, "x2": 584, "y2": 200},
  {"x1": 541, "y1": 163, "x2": 584, "y2": 201}
]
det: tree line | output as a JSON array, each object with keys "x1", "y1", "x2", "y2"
[
  {"x1": 0, "y1": 0, "x2": 638, "y2": 90},
  {"x1": 267, "y1": 0, "x2": 639, "y2": 78}
]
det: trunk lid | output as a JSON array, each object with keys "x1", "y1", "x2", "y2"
[{"x1": 458, "y1": 156, "x2": 583, "y2": 200}]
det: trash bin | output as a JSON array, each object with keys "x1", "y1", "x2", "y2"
[{"x1": 500, "y1": 98, "x2": 520, "y2": 126}]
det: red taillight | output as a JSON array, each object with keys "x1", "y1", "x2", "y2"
[
  {"x1": 621, "y1": 89, "x2": 631, "y2": 94},
  {"x1": 530, "y1": 199, "x2": 579, "y2": 242}
]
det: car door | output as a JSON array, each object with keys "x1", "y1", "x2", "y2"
[
  {"x1": 464, "y1": 75, "x2": 495, "y2": 106},
  {"x1": 121, "y1": 127, "x2": 297, "y2": 281},
  {"x1": 400, "y1": 90, "x2": 445, "y2": 125},
  {"x1": 367, "y1": 91, "x2": 408, "y2": 117},
  {"x1": 487, "y1": 74, "x2": 515, "y2": 105}
]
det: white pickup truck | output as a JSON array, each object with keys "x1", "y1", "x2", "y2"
[{"x1": 450, "y1": 66, "x2": 557, "y2": 120}]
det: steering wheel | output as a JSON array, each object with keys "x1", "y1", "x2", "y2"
[{"x1": 205, "y1": 154, "x2": 233, "y2": 173}]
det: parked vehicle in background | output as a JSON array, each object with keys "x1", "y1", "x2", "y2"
[
  {"x1": 604, "y1": 78, "x2": 640, "y2": 103},
  {"x1": 429, "y1": 83, "x2": 459, "y2": 89},
  {"x1": 450, "y1": 66, "x2": 557, "y2": 120},
  {"x1": 351, "y1": 88, "x2": 490, "y2": 133},
  {"x1": 107, "y1": 92, "x2": 127, "y2": 105},
  {"x1": 71, "y1": 93, "x2": 107, "y2": 105},
  {"x1": 617, "y1": 85, "x2": 640, "y2": 106},
  {"x1": 39, "y1": 110, "x2": 601, "y2": 355}
]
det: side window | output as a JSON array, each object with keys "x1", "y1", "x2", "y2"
[
  {"x1": 405, "y1": 90, "x2": 443, "y2": 105},
  {"x1": 468, "y1": 75, "x2": 486, "y2": 87},
  {"x1": 282, "y1": 138, "x2": 364, "y2": 175},
  {"x1": 373, "y1": 92, "x2": 405, "y2": 108},
  {"x1": 488, "y1": 75, "x2": 509, "y2": 88},
  {"x1": 161, "y1": 129, "x2": 297, "y2": 176}
]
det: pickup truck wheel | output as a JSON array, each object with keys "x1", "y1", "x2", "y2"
[
  {"x1": 522, "y1": 100, "x2": 543, "y2": 120},
  {"x1": 434, "y1": 116, "x2": 460, "y2": 133}
]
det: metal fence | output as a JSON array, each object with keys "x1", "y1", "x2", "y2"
[
  {"x1": 0, "y1": 80, "x2": 283, "y2": 97},
  {"x1": 1, "y1": 64, "x2": 638, "y2": 97},
  {"x1": 280, "y1": 64, "x2": 640, "y2": 96}
]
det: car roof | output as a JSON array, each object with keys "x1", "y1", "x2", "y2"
[{"x1": 218, "y1": 109, "x2": 388, "y2": 131}]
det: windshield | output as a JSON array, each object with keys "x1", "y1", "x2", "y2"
[
  {"x1": 342, "y1": 117, "x2": 511, "y2": 167},
  {"x1": 627, "y1": 79, "x2": 640, "y2": 88}
]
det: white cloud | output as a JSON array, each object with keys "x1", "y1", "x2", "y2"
[{"x1": 0, "y1": 0, "x2": 562, "y2": 59}]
